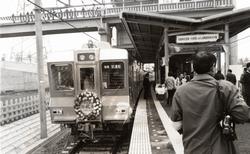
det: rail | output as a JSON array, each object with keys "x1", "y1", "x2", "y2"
[
  {"x1": 0, "y1": 0, "x2": 233, "y2": 24},
  {"x1": 0, "y1": 92, "x2": 50, "y2": 125}
]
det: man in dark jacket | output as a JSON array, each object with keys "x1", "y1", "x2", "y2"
[
  {"x1": 240, "y1": 62, "x2": 250, "y2": 106},
  {"x1": 214, "y1": 70, "x2": 225, "y2": 80},
  {"x1": 171, "y1": 51, "x2": 249, "y2": 154},
  {"x1": 226, "y1": 69, "x2": 237, "y2": 85},
  {"x1": 143, "y1": 73, "x2": 150, "y2": 99}
]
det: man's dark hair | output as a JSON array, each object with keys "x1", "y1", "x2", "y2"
[
  {"x1": 228, "y1": 69, "x2": 232, "y2": 73},
  {"x1": 193, "y1": 51, "x2": 217, "y2": 74},
  {"x1": 247, "y1": 62, "x2": 250, "y2": 68},
  {"x1": 168, "y1": 72, "x2": 173, "y2": 76}
]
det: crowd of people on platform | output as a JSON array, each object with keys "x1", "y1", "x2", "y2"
[
  {"x1": 143, "y1": 51, "x2": 250, "y2": 154},
  {"x1": 152, "y1": 71, "x2": 194, "y2": 104},
  {"x1": 213, "y1": 66, "x2": 250, "y2": 107},
  {"x1": 148, "y1": 63, "x2": 250, "y2": 107}
]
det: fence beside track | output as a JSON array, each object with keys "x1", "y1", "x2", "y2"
[{"x1": 0, "y1": 91, "x2": 50, "y2": 125}]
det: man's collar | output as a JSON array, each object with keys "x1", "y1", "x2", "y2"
[{"x1": 192, "y1": 73, "x2": 215, "y2": 81}]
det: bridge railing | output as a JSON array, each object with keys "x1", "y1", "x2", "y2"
[
  {"x1": 0, "y1": 92, "x2": 50, "y2": 125},
  {"x1": 0, "y1": 0, "x2": 233, "y2": 24}
]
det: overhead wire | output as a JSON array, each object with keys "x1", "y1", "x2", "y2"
[
  {"x1": 200, "y1": 33, "x2": 250, "y2": 48},
  {"x1": 230, "y1": 34, "x2": 250, "y2": 44},
  {"x1": 92, "y1": 0, "x2": 103, "y2": 5},
  {"x1": 228, "y1": 34, "x2": 250, "y2": 49},
  {"x1": 9, "y1": 1, "x2": 250, "y2": 60},
  {"x1": 26, "y1": 0, "x2": 98, "y2": 41}
]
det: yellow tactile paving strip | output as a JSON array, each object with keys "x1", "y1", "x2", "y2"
[{"x1": 129, "y1": 97, "x2": 152, "y2": 154}]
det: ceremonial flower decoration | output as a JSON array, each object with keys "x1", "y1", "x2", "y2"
[{"x1": 74, "y1": 91, "x2": 102, "y2": 122}]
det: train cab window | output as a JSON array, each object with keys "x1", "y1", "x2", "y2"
[
  {"x1": 102, "y1": 62, "x2": 124, "y2": 89},
  {"x1": 51, "y1": 64, "x2": 74, "y2": 91},
  {"x1": 80, "y1": 68, "x2": 95, "y2": 90}
]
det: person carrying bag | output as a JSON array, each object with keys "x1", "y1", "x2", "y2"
[{"x1": 171, "y1": 51, "x2": 249, "y2": 154}]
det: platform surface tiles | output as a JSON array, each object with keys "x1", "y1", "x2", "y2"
[
  {"x1": 129, "y1": 89, "x2": 184, "y2": 154},
  {"x1": 0, "y1": 111, "x2": 60, "y2": 154},
  {"x1": 129, "y1": 96, "x2": 152, "y2": 154}
]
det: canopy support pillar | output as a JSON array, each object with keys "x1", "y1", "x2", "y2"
[
  {"x1": 164, "y1": 28, "x2": 169, "y2": 82},
  {"x1": 217, "y1": 51, "x2": 222, "y2": 71},
  {"x1": 224, "y1": 24, "x2": 230, "y2": 74},
  {"x1": 99, "y1": 22, "x2": 111, "y2": 43}
]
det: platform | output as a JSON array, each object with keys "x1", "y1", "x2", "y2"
[
  {"x1": 128, "y1": 89, "x2": 183, "y2": 154},
  {"x1": 1, "y1": 89, "x2": 250, "y2": 154},
  {"x1": 0, "y1": 111, "x2": 60, "y2": 154}
]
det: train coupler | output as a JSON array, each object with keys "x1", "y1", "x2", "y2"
[{"x1": 78, "y1": 123, "x2": 99, "y2": 143}]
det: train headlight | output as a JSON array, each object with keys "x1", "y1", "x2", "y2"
[
  {"x1": 79, "y1": 54, "x2": 85, "y2": 61},
  {"x1": 89, "y1": 54, "x2": 95, "y2": 60},
  {"x1": 52, "y1": 109, "x2": 63, "y2": 115}
]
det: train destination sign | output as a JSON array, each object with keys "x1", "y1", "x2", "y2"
[
  {"x1": 176, "y1": 34, "x2": 219, "y2": 43},
  {"x1": 102, "y1": 62, "x2": 123, "y2": 70}
]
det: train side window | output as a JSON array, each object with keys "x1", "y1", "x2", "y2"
[
  {"x1": 80, "y1": 68, "x2": 95, "y2": 90},
  {"x1": 51, "y1": 64, "x2": 74, "y2": 91},
  {"x1": 102, "y1": 62, "x2": 124, "y2": 89}
]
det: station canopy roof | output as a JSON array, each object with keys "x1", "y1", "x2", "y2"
[{"x1": 120, "y1": 7, "x2": 250, "y2": 63}]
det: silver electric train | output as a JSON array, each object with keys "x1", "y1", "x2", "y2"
[{"x1": 47, "y1": 42, "x2": 144, "y2": 138}]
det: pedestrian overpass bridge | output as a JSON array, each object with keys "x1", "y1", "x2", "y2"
[
  {"x1": 1, "y1": 0, "x2": 248, "y2": 76},
  {"x1": 0, "y1": 0, "x2": 233, "y2": 38}
]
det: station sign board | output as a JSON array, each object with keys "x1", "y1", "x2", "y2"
[
  {"x1": 176, "y1": 34, "x2": 219, "y2": 43},
  {"x1": 168, "y1": 43, "x2": 223, "y2": 55}
]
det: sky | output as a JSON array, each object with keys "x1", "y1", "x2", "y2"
[{"x1": 0, "y1": 0, "x2": 250, "y2": 63}]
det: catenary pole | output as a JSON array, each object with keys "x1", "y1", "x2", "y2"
[{"x1": 34, "y1": 0, "x2": 47, "y2": 139}]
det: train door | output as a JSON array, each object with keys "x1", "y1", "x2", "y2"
[
  {"x1": 76, "y1": 65, "x2": 99, "y2": 96},
  {"x1": 74, "y1": 50, "x2": 100, "y2": 97}
]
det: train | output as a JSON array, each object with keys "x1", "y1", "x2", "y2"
[{"x1": 47, "y1": 42, "x2": 144, "y2": 140}]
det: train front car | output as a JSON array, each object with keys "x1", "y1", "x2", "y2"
[
  {"x1": 47, "y1": 48, "x2": 101, "y2": 134},
  {"x1": 47, "y1": 44, "x2": 136, "y2": 140}
]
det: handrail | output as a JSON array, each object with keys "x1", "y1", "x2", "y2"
[{"x1": 0, "y1": 0, "x2": 233, "y2": 24}]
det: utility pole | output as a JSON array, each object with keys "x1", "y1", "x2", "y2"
[{"x1": 34, "y1": 0, "x2": 47, "y2": 139}]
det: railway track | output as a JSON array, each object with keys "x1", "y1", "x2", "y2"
[{"x1": 60, "y1": 126, "x2": 132, "y2": 154}]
